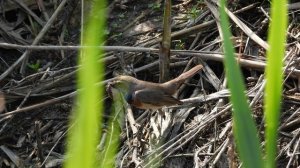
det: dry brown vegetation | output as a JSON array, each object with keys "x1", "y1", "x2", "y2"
[{"x1": 1, "y1": 0, "x2": 300, "y2": 167}]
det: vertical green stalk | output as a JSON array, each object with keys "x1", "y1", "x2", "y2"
[
  {"x1": 64, "y1": 1, "x2": 106, "y2": 168},
  {"x1": 264, "y1": 0, "x2": 287, "y2": 168},
  {"x1": 100, "y1": 91, "x2": 124, "y2": 167},
  {"x1": 219, "y1": 0, "x2": 263, "y2": 167}
]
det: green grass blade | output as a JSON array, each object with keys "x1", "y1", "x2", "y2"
[
  {"x1": 64, "y1": 1, "x2": 106, "y2": 168},
  {"x1": 99, "y1": 91, "x2": 124, "y2": 167},
  {"x1": 219, "y1": 1, "x2": 263, "y2": 167},
  {"x1": 264, "y1": 1, "x2": 287, "y2": 168}
]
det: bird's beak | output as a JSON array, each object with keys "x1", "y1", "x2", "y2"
[
  {"x1": 106, "y1": 81, "x2": 122, "y2": 99},
  {"x1": 106, "y1": 80, "x2": 130, "y2": 101},
  {"x1": 106, "y1": 82, "x2": 114, "y2": 98}
]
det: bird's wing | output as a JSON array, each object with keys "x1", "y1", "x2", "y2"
[{"x1": 133, "y1": 89, "x2": 182, "y2": 107}]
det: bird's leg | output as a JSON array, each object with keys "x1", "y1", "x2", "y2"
[
  {"x1": 158, "y1": 109, "x2": 166, "y2": 119},
  {"x1": 157, "y1": 109, "x2": 167, "y2": 136}
]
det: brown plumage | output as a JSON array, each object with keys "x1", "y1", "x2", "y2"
[{"x1": 107, "y1": 64, "x2": 203, "y2": 110}]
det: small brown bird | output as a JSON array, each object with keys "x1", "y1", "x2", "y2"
[{"x1": 107, "y1": 64, "x2": 203, "y2": 110}]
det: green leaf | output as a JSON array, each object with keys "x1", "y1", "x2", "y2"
[
  {"x1": 264, "y1": 0, "x2": 287, "y2": 168},
  {"x1": 64, "y1": 1, "x2": 107, "y2": 168},
  {"x1": 219, "y1": 1, "x2": 263, "y2": 167}
]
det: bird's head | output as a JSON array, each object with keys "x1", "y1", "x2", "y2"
[{"x1": 106, "y1": 76, "x2": 136, "y2": 99}]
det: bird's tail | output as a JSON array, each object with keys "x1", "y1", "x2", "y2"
[
  {"x1": 162, "y1": 64, "x2": 203, "y2": 94},
  {"x1": 173, "y1": 64, "x2": 203, "y2": 84}
]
